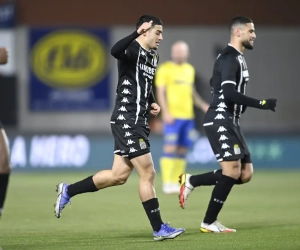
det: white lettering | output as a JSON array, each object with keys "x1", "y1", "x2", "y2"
[
  {"x1": 29, "y1": 135, "x2": 90, "y2": 168},
  {"x1": 139, "y1": 64, "x2": 156, "y2": 75},
  {"x1": 10, "y1": 136, "x2": 26, "y2": 168}
]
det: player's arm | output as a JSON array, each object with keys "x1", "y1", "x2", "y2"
[
  {"x1": 110, "y1": 21, "x2": 153, "y2": 60},
  {"x1": 149, "y1": 88, "x2": 157, "y2": 105},
  {"x1": 149, "y1": 88, "x2": 160, "y2": 116},
  {"x1": 110, "y1": 31, "x2": 140, "y2": 60},
  {"x1": 192, "y1": 71, "x2": 209, "y2": 113},
  {"x1": 220, "y1": 56, "x2": 277, "y2": 111},
  {"x1": 191, "y1": 69, "x2": 209, "y2": 112},
  {"x1": 0, "y1": 48, "x2": 8, "y2": 64},
  {"x1": 193, "y1": 87, "x2": 209, "y2": 112},
  {"x1": 155, "y1": 65, "x2": 174, "y2": 123},
  {"x1": 155, "y1": 85, "x2": 169, "y2": 114}
]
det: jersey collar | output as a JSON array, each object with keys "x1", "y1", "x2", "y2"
[
  {"x1": 228, "y1": 43, "x2": 243, "y2": 55},
  {"x1": 134, "y1": 40, "x2": 151, "y2": 52}
]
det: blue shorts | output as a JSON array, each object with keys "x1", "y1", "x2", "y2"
[{"x1": 163, "y1": 119, "x2": 196, "y2": 147}]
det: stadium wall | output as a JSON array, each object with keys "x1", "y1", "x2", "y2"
[{"x1": 13, "y1": 26, "x2": 300, "y2": 134}]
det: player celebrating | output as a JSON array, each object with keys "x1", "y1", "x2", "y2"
[
  {"x1": 179, "y1": 16, "x2": 277, "y2": 233},
  {"x1": 54, "y1": 15, "x2": 185, "y2": 241},
  {"x1": 0, "y1": 47, "x2": 11, "y2": 220},
  {"x1": 155, "y1": 41, "x2": 208, "y2": 194}
]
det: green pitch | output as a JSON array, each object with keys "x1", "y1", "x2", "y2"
[{"x1": 1, "y1": 170, "x2": 300, "y2": 250}]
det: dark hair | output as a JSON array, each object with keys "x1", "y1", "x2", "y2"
[
  {"x1": 136, "y1": 15, "x2": 163, "y2": 30},
  {"x1": 229, "y1": 16, "x2": 253, "y2": 32}
]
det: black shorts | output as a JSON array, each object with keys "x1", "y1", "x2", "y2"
[
  {"x1": 204, "y1": 122, "x2": 251, "y2": 163},
  {"x1": 111, "y1": 123, "x2": 151, "y2": 160}
]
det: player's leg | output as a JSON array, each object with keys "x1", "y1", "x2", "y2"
[
  {"x1": 193, "y1": 130, "x2": 253, "y2": 186},
  {"x1": 179, "y1": 122, "x2": 225, "y2": 208},
  {"x1": 159, "y1": 120, "x2": 180, "y2": 194},
  {"x1": 200, "y1": 159, "x2": 240, "y2": 233},
  {"x1": 199, "y1": 124, "x2": 247, "y2": 232},
  {"x1": 54, "y1": 123, "x2": 135, "y2": 218},
  {"x1": 54, "y1": 154, "x2": 134, "y2": 218},
  {"x1": 239, "y1": 132, "x2": 253, "y2": 183},
  {"x1": 173, "y1": 120, "x2": 195, "y2": 190},
  {"x1": 183, "y1": 168, "x2": 246, "y2": 188},
  {"x1": 130, "y1": 152, "x2": 185, "y2": 240},
  {"x1": 180, "y1": 157, "x2": 252, "y2": 190},
  {"x1": 0, "y1": 128, "x2": 11, "y2": 218},
  {"x1": 179, "y1": 125, "x2": 250, "y2": 208},
  {"x1": 179, "y1": 168, "x2": 246, "y2": 210}
]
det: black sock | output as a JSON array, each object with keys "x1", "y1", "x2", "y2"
[
  {"x1": 67, "y1": 176, "x2": 98, "y2": 198},
  {"x1": 142, "y1": 198, "x2": 164, "y2": 232},
  {"x1": 203, "y1": 174, "x2": 236, "y2": 224},
  {"x1": 0, "y1": 173, "x2": 10, "y2": 215},
  {"x1": 189, "y1": 169, "x2": 222, "y2": 187},
  {"x1": 190, "y1": 169, "x2": 244, "y2": 187}
]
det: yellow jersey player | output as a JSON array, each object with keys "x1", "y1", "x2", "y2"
[{"x1": 155, "y1": 41, "x2": 209, "y2": 194}]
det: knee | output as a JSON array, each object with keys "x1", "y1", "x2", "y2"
[
  {"x1": 241, "y1": 168, "x2": 253, "y2": 183},
  {"x1": 112, "y1": 175, "x2": 128, "y2": 186},
  {"x1": 222, "y1": 161, "x2": 241, "y2": 179},
  {"x1": 112, "y1": 171, "x2": 129, "y2": 186},
  {"x1": 140, "y1": 164, "x2": 156, "y2": 183},
  {"x1": 144, "y1": 166, "x2": 156, "y2": 182}
]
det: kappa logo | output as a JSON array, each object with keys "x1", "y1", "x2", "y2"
[
  {"x1": 218, "y1": 102, "x2": 227, "y2": 108},
  {"x1": 223, "y1": 151, "x2": 232, "y2": 157},
  {"x1": 141, "y1": 50, "x2": 146, "y2": 56},
  {"x1": 122, "y1": 124, "x2": 131, "y2": 129},
  {"x1": 122, "y1": 88, "x2": 131, "y2": 95},
  {"x1": 121, "y1": 97, "x2": 129, "y2": 103},
  {"x1": 117, "y1": 114, "x2": 126, "y2": 120},
  {"x1": 219, "y1": 94, "x2": 224, "y2": 99},
  {"x1": 217, "y1": 126, "x2": 227, "y2": 132},
  {"x1": 215, "y1": 114, "x2": 225, "y2": 120},
  {"x1": 127, "y1": 139, "x2": 135, "y2": 145},
  {"x1": 219, "y1": 135, "x2": 228, "y2": 141},
  {"x1": 124, "y1": 132, "x2": 132, "y2": 137},
  {"x1": 129, "y1": 147, "x2": 138, "y2": 153},
  {"x1": 216, "y1": 107, "x2": 226, "y2": 112},
  {"x1": 221, "y1": 143, "x2": 230, "y2": 149},
  {"x1": 122, "y1": 79, "x2": 132, "y2": 86},
  {"x1": 118, "y1": 106, "x2": 127, "y2": 112}
]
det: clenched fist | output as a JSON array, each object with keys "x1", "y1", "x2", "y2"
[{"x1": 150, "y1": 103, "x2": 160, "y2": 117}]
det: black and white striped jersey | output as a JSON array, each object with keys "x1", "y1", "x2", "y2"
[
  {"x1": 110, "y1": 40, "x2": 159, "y2": 125},
  {"x1": 204, "y1": 44, "x2": 249, "y2": 126}
]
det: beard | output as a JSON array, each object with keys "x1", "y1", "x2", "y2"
[{"x1": 242, "y1": 40, "x2": 254, "y2": 50}]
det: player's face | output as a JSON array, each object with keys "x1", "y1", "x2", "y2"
[
  {"x1": 240, "y1": 23, "x2": 256, "y2": 50},
  {"x1": 145, "y1": 25, "x2": 163, "y2": 50},
  {"x1": 171, "y1": 43, "x2": 189, "y2": 64}
]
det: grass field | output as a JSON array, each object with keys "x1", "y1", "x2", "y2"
[{"x1": 1, "y1": 170, "x2": 300, "y2": 250}]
